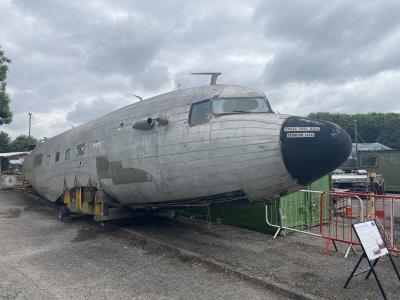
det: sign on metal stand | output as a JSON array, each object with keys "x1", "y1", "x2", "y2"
[{"x1": 343, "y1": 220, "x2": 400, "y2": 300}]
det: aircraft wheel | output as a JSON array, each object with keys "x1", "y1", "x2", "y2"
[{"x1": 58, "y1": 206, "x2": 70, "y2": 221}]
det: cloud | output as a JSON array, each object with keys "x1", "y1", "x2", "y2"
[
  {"x1": 268, "y1": 71, "x2": 400, "y2": 116},
  {"x1": 83, "y1": 18, "x2": 165, "y2": 76},
  {"x1": 66, "y1": 95, "x2": 133, "y2": 124},
  {"x1": 256, "y1": 1, "x2": 400, "y2": 85},
  {"x1": 0, "y1": 0, "x2": 399, "y2": 139}
]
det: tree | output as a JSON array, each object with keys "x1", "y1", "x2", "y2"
[
  {"x1": 0, "y1": 46, "x2": 12, "y2": 125},
  {"x1": 0, "y1": 131, "x2": 11, "y2": 152},
  {"x1": 9, "y1": 135, "x2": 38, "y2": 152},
  {"x1": 308, "y1": 112, "x2": 400, "y2": 150}
]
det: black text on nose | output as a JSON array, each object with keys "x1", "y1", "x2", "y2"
[{"x1": 280, "y1": 116, "x2": 352, "y2": 186}]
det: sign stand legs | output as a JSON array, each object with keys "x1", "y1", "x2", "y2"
[
  {"x1": 344, "y1": 252, "x2": 400, "y2": 300},
  {"x1": 344, "y1": 220, "x2": 400, "y2": 300},
  {"x1": 344, "y1": 254, "x2": 387, "y2": 299},
  {"x1": 343, "y1": 254, "x2": 365, "y2": 287},
  {"x1": 365, "y1": 257, "x2": 380, "y2": 280}
]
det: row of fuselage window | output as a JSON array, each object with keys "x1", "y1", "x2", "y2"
[{"x1": 33, "y1": 145, "x2": 85, "y2": 167}]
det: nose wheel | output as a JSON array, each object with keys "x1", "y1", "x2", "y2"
[{"x1": 58, "y1": 205, "x2": 70, "y2": 221}]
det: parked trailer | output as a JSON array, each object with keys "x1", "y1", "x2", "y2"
[{"x1": 343, "y1": 149, "x2": 400, "y2": 193}]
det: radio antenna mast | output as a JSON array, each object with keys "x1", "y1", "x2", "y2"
[{"x1": 191, "y1": 72, "x2": 222, "y2": 85}]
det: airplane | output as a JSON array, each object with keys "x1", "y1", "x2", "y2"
[{"x1": 23, "y1": 73, "x2": 352, "y2": 221}]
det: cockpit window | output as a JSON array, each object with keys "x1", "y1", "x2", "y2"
[
  {"x1": 189, "y1": 100, "x2": 212, "y2": 125},
  {"x1": 213, "y1": 97, "x2": 272, "y2": 114},
  {"x1": 189, "y1": 97, "x2": 272, "y2": 125}
]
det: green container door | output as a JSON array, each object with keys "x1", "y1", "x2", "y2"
[
  {"x1": 279, "y1": 175, "x2": 331, "y2": 230},
  {"x1": 310, "y1": 175, "x2": 331, "y2": 225},
  {"x1": 279, "y1": 192, "x2": 306, "y2": 228}
]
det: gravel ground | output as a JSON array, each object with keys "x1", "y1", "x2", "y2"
[
  {"x1": 116, "y1": 214, "x2": 400, "y2": 300},
  {"x1": 0, "y1": 190, "x2": 288, "y2": 300},
  {"x1": 1, "y1": 189, "x2": 399, "y2": 300}
]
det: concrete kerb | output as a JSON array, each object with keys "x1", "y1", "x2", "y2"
[{"x1": 110, "y1": 224, "x2": 320, "y2": 300}]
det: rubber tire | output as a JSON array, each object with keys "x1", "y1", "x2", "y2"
[{"x1": 58, "y1": 206, "x2": 69, "y2": 221}]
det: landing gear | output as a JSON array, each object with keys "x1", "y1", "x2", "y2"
[{"x1": 58, "y1": 205, "x2": 70, "y2": 221}]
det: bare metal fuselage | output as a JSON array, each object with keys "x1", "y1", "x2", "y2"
[{"x1": 23, "y1": 84, "x2": 351, "y2": 208}]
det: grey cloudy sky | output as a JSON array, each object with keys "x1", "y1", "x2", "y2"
[{"x1": 1, "y1": 0, "x2": 400, "y2": 139}]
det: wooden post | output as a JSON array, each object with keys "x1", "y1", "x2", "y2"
[{"x1": 28, "y1": 112, "x2": 32, "y2": 144}]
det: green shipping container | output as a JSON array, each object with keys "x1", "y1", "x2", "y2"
[
  {"x1": 181, "y1": 175, "x2": 331, "y2": 235},
  {"x1": 276, "y1": 175, "x2": 331, "y2": 230}
]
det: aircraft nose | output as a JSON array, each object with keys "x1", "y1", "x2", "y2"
[{"x1": 280, "y1": 116, "x2": 352, "y2": 186}]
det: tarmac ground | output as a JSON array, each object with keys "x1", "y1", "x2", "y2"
[
  {"x1": 0, "y1": 189, "x2": 288, "y2": 300},
  {"x1": 1, "y1": 189, "x2": 400, "y2": 299}
]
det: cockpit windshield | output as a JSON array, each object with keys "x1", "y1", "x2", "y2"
[
  {"x1": 189, "y1": 97, "x2": 273, "y2": 125},
  {"x1": 213, "y1": 97, "x2": 272, "y2": 114}
]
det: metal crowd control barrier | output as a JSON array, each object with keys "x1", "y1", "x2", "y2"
[
  {"x1": 320, "y1": 191, "x2": 400, "y2": 256},
  {"x1": 266, "y1": 190, "x2": 400, "y2": 257},
  {"x1": 319, "y1": 191, "x2": 365, "y2": 257},
  {"x1": 265, "y1": 190, "x2": 326, "y2": 239}
]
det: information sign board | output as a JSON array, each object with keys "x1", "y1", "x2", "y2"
[
  {"x1": 353, "y1": 220, "x2": 388, "y2": 261},
  {"x1": 344, "y1": 220, "x2": 400, "y2": 300}
]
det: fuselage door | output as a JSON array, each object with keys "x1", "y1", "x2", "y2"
[{"x1": 74, "y1": 143, "x2": 88, "y2": 169}]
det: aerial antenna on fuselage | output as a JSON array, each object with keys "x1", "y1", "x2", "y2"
[
  {"x1": 191, "y1": 72, "x2": 222, "y2": 85},
  {"x1": 133, "y1": 94, "x2": 143, "y2": 101}
]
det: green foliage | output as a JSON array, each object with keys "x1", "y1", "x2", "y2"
[
  {"x1": 0, "y1": 46, "x2": 12, "y2": 125},
  {"x1": 307, "y1": 112, "x2": 400, "y2": 150},
  {"x1": 0, "y1": 131, "x2": 11, "y2": 152},
  {"x1": 0, "y1": 132, "x2": 37, "y2": 153},
  {"x1": 9, "y1": 135, "x2": 38, "y2": 152}
]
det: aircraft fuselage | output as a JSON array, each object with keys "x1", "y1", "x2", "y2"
[{"x1": 23, "y1": 84, "x2": 352, "y2": 208}]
